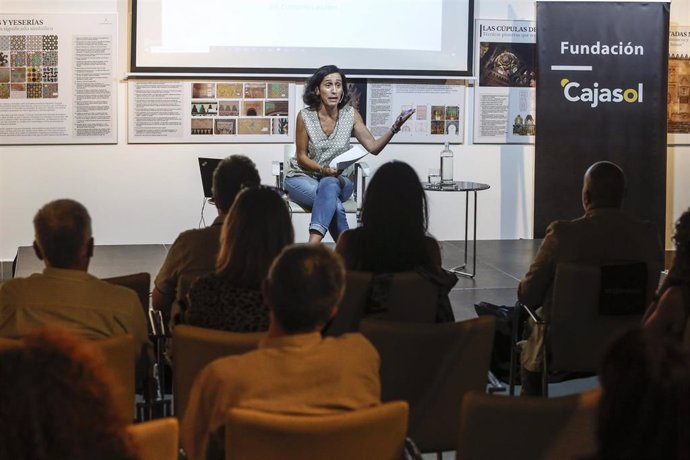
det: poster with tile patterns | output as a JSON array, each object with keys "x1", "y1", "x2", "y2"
[
  {"x1": 361, "y1": 81, "x2": 466, "y2": 144},
  {"x1": 0, "y1": 14, "x2": 117, "y2": 144},
  {"x1": 128, "y1": 80, "x2": 295, "y2": 143}
]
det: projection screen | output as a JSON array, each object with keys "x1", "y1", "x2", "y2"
[{"x1": 131, "y1": 0, "x2": 474, "y2": 78}]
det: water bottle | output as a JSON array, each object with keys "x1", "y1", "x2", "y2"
[{"x1": 440, "y1": 141, "x2": 454, "y2": 184}]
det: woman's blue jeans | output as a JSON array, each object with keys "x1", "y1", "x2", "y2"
[{"x1": 284, "y1": 174, "x2": 354, "y2": 240}]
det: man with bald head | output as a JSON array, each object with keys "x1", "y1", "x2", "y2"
[
  {"x1": 518, "y1": 161, "x2": 663, "y2": 395},
  {"x1": 0, "y1": 199, "x2": 147, "y2": 351}
]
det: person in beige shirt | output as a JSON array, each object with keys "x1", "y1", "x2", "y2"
[
  {"x1": 152, "y1": 155, "x2": 260, "y2": 317},
  {"x1": 0, "y1": 199, "x2": 148, "y2": 353},
  {"x1": 181, "y1": 245, "x2": 381, "y2": 460}
]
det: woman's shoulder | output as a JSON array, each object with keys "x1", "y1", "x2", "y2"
[
  {"x1": 423, "y1": 235, "x2": 443, "y2": 266},
  {"x1": 300, "y1": 107, "x2": 317, "y2": 118},
  {"x1": 659, "y1": 284, "x2": 690, "y2": 311},
  {"x1": 424, "y1": 234, "x2": 440, "y2": 245},
  {"x1": 340, "y1": 104, "x2": 356, "y2": 121},
  {"x1": 190, "y1": 273, "x2": 223, "y2": 290}
]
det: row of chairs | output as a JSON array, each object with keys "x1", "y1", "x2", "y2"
[
  {"x1": 173, "y1": 316, "x2": 494, "y2": 455},
  {"x1": 9, "y1": 259, "x2": 648, "y2": 456},
  {"x1": 104, "y1": 259, "x2": 666, "y2": 458},
  {"x1": 123, "y1": 388, "x2": 600, "y2": 460}
]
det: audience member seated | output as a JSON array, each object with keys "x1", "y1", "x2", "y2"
[
  {"x1": 181, "y1": 245, "x2": 381, "y2": 460},
  {"x1": 0, "y1": 199, "x2": 148, "y2": 355},
  {"x1": 0, "y1": 328, "x2": 139, "y2": 460},
  {"x1": 518, "y1": 161, "x2": 663, "y2": 395},
  {"x1": 595, "y1": 328, "x2": 690, "y2": 459},
  {"x1": 185, "y1": 186, "x2": 294, "y2": 332},
  {"x1": 644, "y1": 207, "x2": 690, "y2": 340},
  {"x1": 335, "y1": 160, "x2": 455, "y2": 322},
  {"x1": 152, "y1": 155, "x2": 260, "y2": 319}
]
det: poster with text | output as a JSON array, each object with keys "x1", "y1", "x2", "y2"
[
  {"x1": 364, "y1": 82, "x2": 465, "y2": 144},
  {"x1": 0, "y1": 14, "x2": 117, "y2": 145},
  {"x1": 473, "y1": 19, "x2": 536, "y2": 144},
  {"x1": 668, "y1": 25, "x2": 690, "y2": 145},
  {"x1": 128, "y1": 80, "x2": 295, "y2": 143}
]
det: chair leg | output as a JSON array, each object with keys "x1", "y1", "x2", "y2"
[
  {"x1": 542, "y1": 329, "x2": 549, "y2": 397},
  {"x1": 488, "y1": 371, "x2": 506, "y2": 393},
  {"x1": 508, "y1": 302, "x2": 521, "y2": 396}
]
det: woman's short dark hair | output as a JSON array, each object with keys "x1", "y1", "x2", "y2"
[
  {"x1": 357, "y1": 161, "x2": 431, "y2": 272},
  {"x1": 216, "y1": 186, "x2": 294, "y2": 289},
  {"x1": 597, "y1": 328, "x2": 690, "y2": 459},
  {"x1": 0, "y1": 328, "x2": 139, "y2": 460},
  {"x1": 303, "y1": 65, "x2": 351, "y2": 110}
]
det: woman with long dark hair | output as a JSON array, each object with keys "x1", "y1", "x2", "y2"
[
  {"x1": 336, "y1": 160, "x2": 441, "y2": 272},
  {"x1": 186, "y1": 187, "x2": 294, "y2": 332},
  {"x1": 284, "y1": 64, "x2": 413, "y2": 244},
  {"x1": 336, "y1": 161, "x2": 455, "y2": 322}
]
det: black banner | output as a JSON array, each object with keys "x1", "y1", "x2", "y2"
[{"x1": 534, "y1": 2, "x2": 669, "y2": 238}]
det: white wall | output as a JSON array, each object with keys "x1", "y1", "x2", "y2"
[{"x1": 0, "y1": 0, "x2": 688, "y2": 261}]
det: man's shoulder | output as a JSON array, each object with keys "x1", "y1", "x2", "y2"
[
  {"x1": 172, "y1": 224, "x2": 221, "y2": 248},
  {"x1": 323, "y1": 333, "x2": 379, "y2": 358},
  {"x1": 79, "y1": 277, "x2": 143, "y2": 313},
  {"x1": 202, "y1": 352, "x2": 253, "y2": 386},
  {"x1": 91, "y1": 277, "x2": 140, "y2": 297},
  {"x1": 0, "y1": 275, "x2": 32, "y2": 296},
  {"x1": 0, "y1": 272, "x2": 140, "y2": 310},
  {"x1": 547, "y1": 210, "x2": 652, "y2": 233}
]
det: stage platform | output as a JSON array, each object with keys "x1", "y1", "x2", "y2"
[{"x1": 13, "y1": 239, "x2": 541, "y2": 321}]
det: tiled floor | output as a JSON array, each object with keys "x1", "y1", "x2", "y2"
[
  {"x1": 439, "y1": 239, "x2": 542, "y2": 321},
  {"x1": 440, "y1": 239, "x2": 600, "y2": 402}
]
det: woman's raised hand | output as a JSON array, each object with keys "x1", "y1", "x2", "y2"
[{"x1": 392, "y1": 107, "x2": 416, "y2": 133}]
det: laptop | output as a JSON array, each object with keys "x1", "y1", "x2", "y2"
[{"x1": 198, "y1": 157, "x2": 221, "y2": 199}]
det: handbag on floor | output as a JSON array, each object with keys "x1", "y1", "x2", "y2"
[{"x1": 474, "y1": 301, "x2": 520, "y2": 383}]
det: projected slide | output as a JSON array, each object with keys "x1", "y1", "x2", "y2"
[{"x1": 132, "y1": 0, "x2": 473, "y2": 77}]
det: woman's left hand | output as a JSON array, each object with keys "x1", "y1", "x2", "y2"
[{"x1": 392, "y1": 108, "x2": 415, "y2": 132}]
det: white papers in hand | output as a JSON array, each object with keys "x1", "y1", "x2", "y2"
[{"x1": 328, "y1": 145, "x2": 369, "y2": 171}]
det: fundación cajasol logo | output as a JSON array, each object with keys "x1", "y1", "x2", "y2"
[
  {"x1": 553, "y1": 40, "x2": 645, "y2": 108},
  {"x1": 560, "y1": 79, "x2": 643, "y2": 108}
]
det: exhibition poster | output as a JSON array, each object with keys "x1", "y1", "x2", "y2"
[
  {"x1": 363, "y1": 81, "x2": 465, "y2": 144},
  {"x1": 0, "y1": 14, "x2": 117, "y2": 145},
  {"x1": 473, "y1": 19, "x2": 536, "y2": 144},
  {"x1": 128, "y1": 80, "x2": 294, "y2": 143},
  {"x1": 668, "y1": 25, "x2": 690, "y2": 145}
]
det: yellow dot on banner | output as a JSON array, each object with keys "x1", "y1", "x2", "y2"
[
  {"x1": 623, "y1": 89, "x2": 638, "y2": 103},
  {"x1": 560, "y1": 79, "x2": 569, "y2": 87}
]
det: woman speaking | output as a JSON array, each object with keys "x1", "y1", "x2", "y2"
[{"x1": 284, "y1": 64, "x2": 414, "y2": 244}]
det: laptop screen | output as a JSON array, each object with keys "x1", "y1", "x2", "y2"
[{"x1": 198, "y1": 157, "x2": 221, "y2": 198}]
